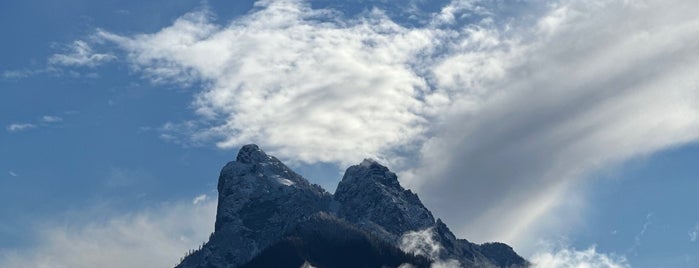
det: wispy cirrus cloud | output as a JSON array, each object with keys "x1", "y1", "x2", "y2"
[
  {"x1": 2, "y1": 40, "x2": 112, "y2": 80},
  {"x1": 2, "y1": 69, "x2": 36, "y2": 80},
  {"x1": 628, "y1": 213, "x2": 653, "y2": 254},
  {"x1": 48, "y1": 40, "x2": 116, "y2": 68},
  {"x1": 41, "y1": 115, "x2": 63, "y2": 123},
  {"x1": 5, "y1": 123, "x2": 36, "y2": 132},
  {"x1": 5, "y1": 114, "x2": 65, "y2": 133}
]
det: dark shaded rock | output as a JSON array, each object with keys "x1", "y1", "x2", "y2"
[
  {"x1": 240, "y1": 213, "x2": 431, "y2": 268},
  {"x1": 479, "y1": 243, "x2": 529, "y2": 268}
]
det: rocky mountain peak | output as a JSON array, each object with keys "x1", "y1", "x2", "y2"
[
  {"x1": 334, "y1": 159, "x2": 435, "y2": 241},
  {"x1": 179, "y1": 145, "x2": 331, "y2": 268},
  {"x1": 340, "y1": 158, "x2": 401, "y2": 188},
  {"x1": 177, "y1": 145, "x2": 527, "y2": 268},
  {"x1": 235, "y1": 144, "x2": 269, "y2": 164}
]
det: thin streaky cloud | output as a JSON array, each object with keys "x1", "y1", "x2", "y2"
[
  {"x1": 6, "y1": 115, "x2": 65, "y2": 133},
  {"x1": 2, "y1": 69, "x2": 35, "y2": 79},
  {"x1": 48, "y1": 40, "x2": 116, "y2": 68},
  {"x1": 629, "y1": 213, "x2": 653, "y2": 254},
  {"x1": 41, "y1": 115, "x2": 63, "y2": 123},
  {"x1": 6, "y1": 123, "x2": 36, "y2": 132}
]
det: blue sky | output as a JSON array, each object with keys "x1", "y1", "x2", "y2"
[{"x1": 1, "y1": 0, "x2": 698, "y2": 267}]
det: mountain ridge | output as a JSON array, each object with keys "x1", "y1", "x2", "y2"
[{"x1": 176, "y1": 144, "x2": 527, "y2": 268}]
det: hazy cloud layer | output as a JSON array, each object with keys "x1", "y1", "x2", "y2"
[
  {"x1": 404, "y1": 0, "x2": 699, "y2": 250},
  {"x1": 0, "y1": 197, "x2": 216, "y2": 268},
  {"x1": 69, "y1": 0, "x2": 699, "y2": 255},
  {"x1": 530, "y1": 246, "x2": 629, "y2": 268}
]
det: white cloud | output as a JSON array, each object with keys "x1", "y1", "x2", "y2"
[
  {"x1": 0, "y1": 197, "x2": 216, "y2": 268},
  {"x1": 41, "y1": 115, "x2": 63, "y2": 123},
  {"x1": 6, "y1": 123, "x2": 36, "y2": 132},
  {"x1": 192, "y1": 194, "x2": 208, "y2": 205},
  {"x1": 399, "y1": 228, "x2": 461, "y2": 268},
  {"x1": 690, "y1": 223, "x2": 699, "y2": 242},
  {"x1": 3, "y1": 40, "x2": 112, "y2": 80},
  {"x1": 63, "y1": 0, "x2": 699, "y2": 256},
  {"x1": 6, "y1": 115, "x2": 65, "y2": 133},
  {"x1": 400, "y1": 228, "x2": 443, "y2": 260},
  {"x1": 530, "y1": 246, "x2": 629, "y2": 268},
  {"x1": 8, "y1": 171, "x2": 18, "y2": 177},
  {"x1": 97, "y1": 0, "x2": 444, "y2": 166},
  {"x1": 49, "y1": 40, "x2": 115, "y2": 67}
]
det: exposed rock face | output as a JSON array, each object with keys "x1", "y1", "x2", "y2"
[
  {"x1": 177, "y1": 145, "x2": 527, "y2": 268},
  {"x1": 335, "y1": 159, "x2": 435, "y2": 243},
  {"x1": 177, "y1": 145, "x2": 331, "y2": 268},
  {"x1": 334, "y1": 159, "x2": 526, "y2": 267}
]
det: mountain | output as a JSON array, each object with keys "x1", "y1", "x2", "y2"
[
  {"x1": 176, "y1": 145, "x2": 528, "y2": 268},
  {"x1": 240, "y1": 212, "x2": 432, "y2": 268}
]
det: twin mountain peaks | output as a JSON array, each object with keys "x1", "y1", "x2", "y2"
[{"x1": 176, "y1": 144, "x2": 527, "y2": 268}]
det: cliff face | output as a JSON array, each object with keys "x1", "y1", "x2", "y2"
[
  {"x1": 334, "y1": 159, "x2": 436, "y2": 242},
  {"x1": 176, "y1": 145, "x2": 527, "y2": 268},
  {"x1": 177, "y1": 145, "x2": 332, "y2": 268}
]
